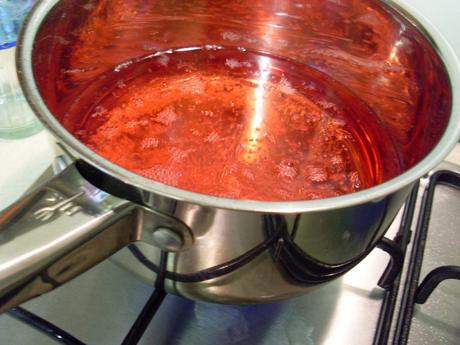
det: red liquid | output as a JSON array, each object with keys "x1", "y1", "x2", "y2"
[
  {"x1": 32, "y1": 0, "x2": 452, "y2": 201},
  {"x1": 74, "y1": 46, "x2": 401, "y2": 201}
]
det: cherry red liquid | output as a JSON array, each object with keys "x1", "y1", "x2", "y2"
[
  {"x1": 73, "y1": 46, "x2": 401, "y2": 201},
  {"x1": 31, "y1": 0, "x2": 453, "y2": 201}
]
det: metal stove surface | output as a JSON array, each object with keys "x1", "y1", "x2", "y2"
[
  {"x1": 405, "y1": 164, "x2": 460, "y2": 345},
  {"x1": 0, "y1": 162, "x2": 458, "y2": 345}
]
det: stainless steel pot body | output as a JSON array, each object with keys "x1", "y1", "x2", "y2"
[{"x1": 1, "y1": 0, "x2": 459, "y2": 312}]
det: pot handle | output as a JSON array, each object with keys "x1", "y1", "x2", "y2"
[{"x1": 0, "y1": 163, "x2": 140, "y2": 313}]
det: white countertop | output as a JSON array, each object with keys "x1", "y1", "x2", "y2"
[{"x1": 1, "y1": 0, "x2": 459, "y2": 211}]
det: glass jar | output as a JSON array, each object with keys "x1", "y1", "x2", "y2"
[{"x1": 0, "y1": 0, "x2": 42, "y2": 139}]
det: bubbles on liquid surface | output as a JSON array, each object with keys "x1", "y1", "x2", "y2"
[
  {"x1": 205, "y1": 131, "x2": 221, "y2": 142},
  {"x1": 73, "y1": 46, "x2": 401, "y2": 201},
  {"x1": 181, "y1": 76, "x2": 205, "y2": 94},
  {"x1": 154, "y1": 106, "x2": 178, "y2": 125},
  {"x1": 221, "y1": 31, "x2": 241, "y2": 42},
  {"x1": 157, "y1": 54, "x2": 170, "y2": 67},
  {"x1": 278, "y1": 76, "x2": 296, "y2": 95},
  {"x1": 225, "y1": 58, "x2": 252, "y2": 69},
  {"x1": 140, "y1": 137, "x2": 159, "y2": 149}
]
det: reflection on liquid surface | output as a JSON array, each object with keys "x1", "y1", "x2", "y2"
[{"x1": 33, "y1": 0, "x2": 451, "y2": 200}]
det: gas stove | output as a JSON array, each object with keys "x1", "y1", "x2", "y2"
[
  {"x1": 0, "y1": 0, "x2": 459, "y2": 344},
  {"x1": 0, "y1": 161, "x2": 458, "y2": 345}
]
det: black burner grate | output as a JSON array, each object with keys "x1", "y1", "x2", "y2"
[
  {"x1": 392, "y1": 170, "x2": 460, "y2": 345},
  {"x1": 8, "y1": 307, "x2": 86, "y2": 345},
  {"x1": 373, "y1": 183, "x2": 419, "y2": 345}
]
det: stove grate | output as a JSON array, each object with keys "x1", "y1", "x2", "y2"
[
  {"x1": 393, "y1": 170, "x2": 460, "y2": 345},
  {"x1": 8, "y1": 306, "x2": 86, "y2": 345}
]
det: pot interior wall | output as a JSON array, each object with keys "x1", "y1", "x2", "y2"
[{"x1": 31, "y1": 0, "x2": 451, "y2": 184}]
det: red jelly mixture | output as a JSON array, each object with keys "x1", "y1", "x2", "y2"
[
  {"x1": 32, "y1": 0, "x2": 451, "y2": 201},
  {"x1": 75, "y1": 47, "x2": 400, "y2": 200}
]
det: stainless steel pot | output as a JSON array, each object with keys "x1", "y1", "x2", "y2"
[{"x1": 1, "y1": 0, "x2": 459, "y2": 312}]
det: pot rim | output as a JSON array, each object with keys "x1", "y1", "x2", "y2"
[{"x1": 17, "y1": 0, "x2": 460, "y2": 213}]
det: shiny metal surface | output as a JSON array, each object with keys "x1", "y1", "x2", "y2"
[
  {"x1": 0, "y1": 164, "x2": 192, "y2": 312},
  {"x1": 0, "y1": 161, "x2": 457, "y2": 345},
  {"x1": 1, "y1": 256, "x2": 391, "y2": 345},
  {"x1": 17, "y1": 0, "x2": 460, "y2": 213},
  {"x1": 0, "y1": 152, "x2": 414, "y2": 306},
  {"x1": 151, "y1": 227, "x2": 185, "y2": 252},
  {"x1": 1, "y1": 156, "x2": 413, "y2": 306},
  {"x1": 115, "y1": 186, "x2": 412, "y2": 303},
  {"x1": 0, "y1": 0, "x2": 458, "y2": 307},
  {"x1": 0, "y1": 164, "x2": 133, "y2": 312}
]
